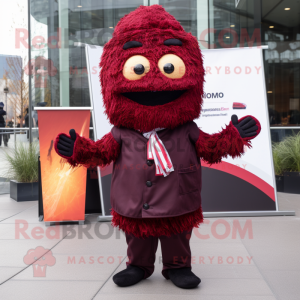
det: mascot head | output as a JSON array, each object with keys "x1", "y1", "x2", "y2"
[{"x1": 100, "y1": 5, "x2": 204, "y2": 132}]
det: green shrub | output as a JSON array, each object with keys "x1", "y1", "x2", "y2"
[
  {"x1": 273, "y1": 132, "x2": 300, "y2": 174},
  {"x1": 272, "y1": 143, "x2": 283, "y2": 175},
  {"x1": 5, "y1": 142, "x2": 39, "y2": 183}
]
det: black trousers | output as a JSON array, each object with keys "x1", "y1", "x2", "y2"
[{"x1": 126, "y1": 230, "x2": 192, "y2": 279}]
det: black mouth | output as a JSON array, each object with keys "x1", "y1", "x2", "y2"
[{"x1": 121, "y1": 90, "x2": 187, "y2": 106}]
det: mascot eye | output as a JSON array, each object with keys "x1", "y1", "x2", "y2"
[
  {"x1": 134, "y1": 64, "x2": 145, "y2": 75},
  {"x1": 163, "y1": 63, "x2": 174, "y2": 74},
  {"x1": 123, "y1": 55, "x2": 150, "y2": 80},
  {"x1": 158, "y1": 54, "x2": 186, "y2": 79}
]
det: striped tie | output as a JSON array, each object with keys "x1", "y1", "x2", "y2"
[{"x1": 143, "y1": 129, "x2": 174, "y2": 177}]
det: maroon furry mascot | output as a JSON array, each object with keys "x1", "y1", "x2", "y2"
[{"x1": 55, "y1": 5, "x2": 261, "y2": 289}]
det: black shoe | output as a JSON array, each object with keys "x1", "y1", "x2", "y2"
[
  {"x1": 113, "y1": 265, "x2": 145, "y2": 287},
  {"x1": 168, "y1": 268, "x2": 201, "y2": 289}
]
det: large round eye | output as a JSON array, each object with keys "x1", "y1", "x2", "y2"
[
  {"x1": 123, "y1": 55, "x2": 150, "y2": 80},
  {"x1": 133, "y1": 64, "x2": 144, "y2": 75},
  {"x1": 158, "y1": 54, "x2": 186, "y2": 79}
]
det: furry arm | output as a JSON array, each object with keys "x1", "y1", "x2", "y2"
[
  {"x1": 55, "y1": 132, "x2": 121, "y2": 168},
  {"x1": 195, "y1": 115, "x2": 261, "y2": 164}
]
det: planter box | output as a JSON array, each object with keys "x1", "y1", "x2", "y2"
[
  {"x1": 10, "y1": 180, "x2": 38, "y2": 202},
  {"x1": 283, "y1": 172, "x2": 300, "y2": 194},
  {"x1": 275, "y1": 175, "x2": 284, "y2": 192}
]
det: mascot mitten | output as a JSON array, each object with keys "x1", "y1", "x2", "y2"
[{"x1": 55, "y1": 5, "x2": 261, "y2": 289}]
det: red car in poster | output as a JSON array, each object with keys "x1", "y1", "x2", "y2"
[{"x1": 233, "y1": 102, "x2": 247, "y2": 109}]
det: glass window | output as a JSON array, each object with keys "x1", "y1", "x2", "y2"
[
  {"x1": 271, "y1": 128, "x2": 300, "y2": 143},
  {"x1": 28, "y1": 0, "x2": 300, "y2": 140},
  {"x1": 206, "y1": 0, "x2": 261, "y2": 49},
  {"x1": 29, "y1": 0, "x2": 144, "y2": 108},
  {"x1": 262, "y1": 0, "x2": 300, "y2": 128},
  {"x1": 159, "y1": 0, "x2": 197, "y2": 37}
]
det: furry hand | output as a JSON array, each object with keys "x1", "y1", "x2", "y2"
[
  {"x1": 56, "y1": 129, "x2": 77, "y2": 157},
  {"x1": 231, "y1": 115, "x2": 259, "y2": 139}
]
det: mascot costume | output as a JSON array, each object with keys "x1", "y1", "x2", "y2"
[{"x1": 55, "y1": 5, "x2": 261, "y2": 289}]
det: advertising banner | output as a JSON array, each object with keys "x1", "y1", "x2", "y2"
[
  {"x1": 86, "y1": 45, "x2": 292, "y2": 218},
  {"x1": 37, "y1": 109, "x2": 90, "y2": 222},
  {"x1": 198, "y1": 47, "x2": 277, "y2": 212}
]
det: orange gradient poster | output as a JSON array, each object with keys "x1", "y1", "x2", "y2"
[{"x1": 37, "y1": 109, "x2": 90, "y2": 222}]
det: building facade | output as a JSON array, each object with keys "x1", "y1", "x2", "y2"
[
  {"x1": 0, "y1": 54, "x2": 22, "y2": 81},
  {"x1": 0, "y1": 54, "x2": 22, "y2": 121},
  {"x1": 28, "y1": 0, "x2": 300, "y2": 142}
]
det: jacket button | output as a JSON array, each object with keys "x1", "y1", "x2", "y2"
[
  {"x1": 146, "y1": 181, "x2": 152, "y2": 187},
  {"x1": 143, "y1": 203, "x2": 149, "y2": 210},
  {"x1": 147, "y1": 160, "x2": 154, "y2": 166}
]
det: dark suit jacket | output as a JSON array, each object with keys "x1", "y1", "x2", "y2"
[{"x1": 110, "y1": 121, "x2": 202, "y2": 218}]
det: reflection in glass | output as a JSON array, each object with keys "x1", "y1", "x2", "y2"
[
  {"x1": 271, "y1": 128, "x2": 300, "y2": 143},
  {"x1": 28, "y1": 0, "x2": 300, "y2": 130},
  {"x1": 159, "y1": 0, "x2": 197, "y2": 37},
  {"x1": 262, "y1": 0, "x2": 300, "y2": 127},
  {"x1": 207, "y1": 0, "x2": 258, "y2": 49},
  {"x1": 30, "y1": 0, "x2": 144, "y2": 108}
]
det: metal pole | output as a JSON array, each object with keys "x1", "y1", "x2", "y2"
[
  {"x1": 28, "y1": 0, "x2": 33, "y2": 143},
  {"x1": 14, "y1": 103, "x2": 16, "y2": 145},
  {"x1": 5, "y1": 93, "x2": 7, "y2": 126},
  {"x1": 253, "y1": 0, "x2": 262, "y2": 45}
]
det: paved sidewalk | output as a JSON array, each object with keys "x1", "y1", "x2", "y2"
[{"x1": 0, "y1": 192, "x2": 299, "y2": 300}]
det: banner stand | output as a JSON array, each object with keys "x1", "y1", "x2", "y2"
[
  {"x1": 44, "y1": 221, "x2": 85, "y2": 227},
  {"x1": 84, "y1": 44, "x2": 113, "y2": 222},
  {"x1": 90, "y1": 210, "x2": 296, "y2": 223},
  {"x1": 197, "y1": 47, "x2": 295, "y2": 218},
  {"x1": 85, "y1": 43, "x2": 295, "y2": 221},
  {"x1": 35, "y1": 107, "x2": 91, "y2": 225}
]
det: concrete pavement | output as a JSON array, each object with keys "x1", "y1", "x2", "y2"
[{"x1": 0, "y1": 192, "x2": 299, "y2": 300}]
